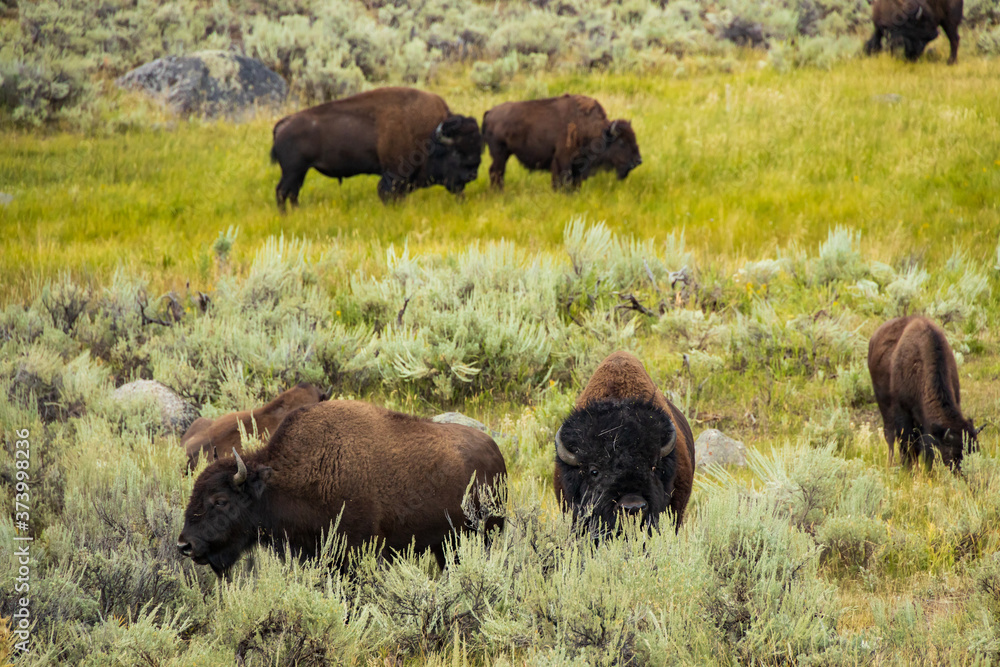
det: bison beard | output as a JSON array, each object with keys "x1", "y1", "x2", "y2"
[{"x1": 555, "y1": 398, "x2": 677, "y2": 536}]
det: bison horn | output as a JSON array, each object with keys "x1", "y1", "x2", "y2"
[
  {"x1": 232, "y1": 448, "x2": 247, "y2": 486},
  {"x1": 212, "y1": 444, "x2": 219, "y2": 462},
  {"x1": 915, "y1": 6, "x2": 923, "y2": 19},
  {"x1": 555, "y1": 427, "x2": 581, "y2": 467},
  {"x1": 434, "y1": 122, "x2": 454, "y2": 146},
  {"x1": 609, "y1": 120, "x2": 621, "y2": 137},
  {"x1": 660, "y1": 428, "x2": 677, "y2": 459}
]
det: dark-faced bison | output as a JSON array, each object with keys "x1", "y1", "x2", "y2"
[
  {"x1": 553, "y1": 351, "x2": 695, "y2": 535},
  {"x1": 180, "y1": 383, "x2": 327, "y2": 469},
  {"x1": 270, "y1": 87, "x2": 483, "y2": 208},
  {"x1": 864, "y1": 0, "x2": 963, "y2": 64},
  {"x1": 177, "y1": 400, "x2": 507, "y2": 576},
  {"x1": 868, "y1": 316, "x2": 981, "y2": 469},
  {"x1": 482, "y1": 94, "x2": 641, "y2": 191}
]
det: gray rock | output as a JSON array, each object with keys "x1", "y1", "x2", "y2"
[
  {"x1": 873, "y1": 94, "x2": 904, "y2": 104},
  {"x1": 694, "y1": 429, "x2": 747, "y2": 468},
  {"x1": 431, "y1": 411, "x2": 516, "y2": 445},
  {"x1": 116, "y1": 50, "x2": 287, "y2": 118},
  {"x1": 112, "y1": 380, "x2": 198, "y2": 434},
  {"x1": 0, "y1": 192, "x2": 12, "y2": 205}
]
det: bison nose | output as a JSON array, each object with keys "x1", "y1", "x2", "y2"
[
  {"x1": 617, "y1": 495, "x2": 647, "y2": 516},
  {"x1": 177, "y1": 540, "x2": 193, "y2": 557}
]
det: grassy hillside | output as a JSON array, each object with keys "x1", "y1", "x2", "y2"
[{"x1": 2, "y1": 57, "x2": 1000, "y2": 665}]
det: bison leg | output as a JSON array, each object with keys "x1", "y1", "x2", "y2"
[
  {"x1": 943, "y1": 22, "x2": 960, "y2": 64},
  {"x1": 487, "y1": 143, "x2": 511, "y2": 191},
  {"x1": 275, "y1": 168, "x2": 307, "y2": 211},
  {"x1": 551, "y1": 158, "x2": 574, "y2": 191},
  {"x1": 864, "y1": 27, "x2": 884, "y2": 56}
]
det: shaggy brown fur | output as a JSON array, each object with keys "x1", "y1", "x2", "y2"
[
  {"x1": 177, "y1": 400, "x2": 507, "y2": 576},
  {"x1": 864, "y1": 0, "x2": 963, "y2": 64},
  {"x1": 554, "y1": 351, "x2": 695, "y2": 531},
  {"x1": 270, "y1": 87, "x2": 482, "y2": 207},
  {"x1": 482, "y1": 94, "x2": 641, "y2": 191},
  {"x1": 868, "y1": 316, "x2": 979, "y2": 469},
  {"x1": 181, "y1": 383, "x2": 326, "y2": 469}
]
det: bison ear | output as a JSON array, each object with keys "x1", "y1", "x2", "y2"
[{"x1": 249, "y1": 467, "x2": 273, "y2": 499}]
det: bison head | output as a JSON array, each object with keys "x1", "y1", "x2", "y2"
[
  {"x1": 427, "y1": 114, "x2": 483, "y2": 194},
  {"x1": 929, "y1": 419, "x2": 983, "y2": 469},
  {"x1": 555, "y1": 398, "x2": 676, "y2": 536},
  {"x1": 886, "y1": 0, "x2": 940, "y2": 60},
  {"x1": 602, "y1": 120, "x2": 642, "y2": 180},
  {"x1": 177, "y1": 449, "x2": 273, "y2": 576}
]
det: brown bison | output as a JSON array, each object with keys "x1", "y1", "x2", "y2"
[
  {"x1": 180, "y1": 383, "x2": 326, "y2": 469},
  {"x1": 553, "y1": 351, "x2": 695, "y2": 535},
  {"x1": 270, "y1": 87, "x2": 483, "y2": 208},
  {"x1": 864, "y1": 0, "x2": 963, "y2": 64},
  {"x1": 482, "y1": 94, "x2": 641, "y2": 191},
  {"x1": 177, "y1": 400, "x2": 507, "y2": 576},
  {"x1": 868, "y1": 316, "x2": 981, "y2": 469}
]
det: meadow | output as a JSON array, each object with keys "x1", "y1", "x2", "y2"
[{"x1": 2, "y1": 40, "x2": 1000, "y2": 667}]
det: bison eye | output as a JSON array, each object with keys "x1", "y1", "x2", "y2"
[
  {"x1": 214, "y1": 498, "x2": 228, "y2": 508},
  {"x1": 589, "y1": 466, "x2": 599, "y2": 478}
]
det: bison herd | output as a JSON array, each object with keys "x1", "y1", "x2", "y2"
[
  {"x1": 269, "y1": 87, "x2": 642, "y2": 208},
  {"x1": 270, "y1": 4, "x2": 965, "y2": 208},
  {"x1": 177, "y1": 321, "x2": 982, "y2": 576}
]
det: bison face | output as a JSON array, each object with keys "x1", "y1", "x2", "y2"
[
  {"x1": 602, "y1": 120, "x2": 642, "y2": 180},
  {"x1": 930, "y1": 420, "x2": 981, "y2": 469},
  {"x1": 555, "y1": 398, "x2": 676, "y2": 536},
  {"x1": 177, "y1": 450, "x2": 273, "y2": 576},
  {"x1": 427, "y1": 115, "x2": 483, "y2": 194}
]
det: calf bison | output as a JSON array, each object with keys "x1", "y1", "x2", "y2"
[
  {"x1": 177, "y1": 400, "x2": 507, "y2": 576},
  {"x1": 180, "y1": 383, "x2": 326, "y2": 469},
  {"x1": 868, "y1": 316, "x2": 981, "y2": 469},
  {"x1": 864, "y1": 0, "x2": 963, "y2": 64},
  {"x1": 270, "y1": 87, "x2": 483, "y2": 208},
  {"x1": 553, "y1": 351, "x2": 695, "y2": 535},
  {"x1": 482, "y1": 94, "x2": 641, "y2": 191}
]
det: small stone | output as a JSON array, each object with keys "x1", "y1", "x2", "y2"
[
  {"x1": 695, "y1": 429, "x2": 747, "y2": 468},
  {"x1": 112, "y1": 380, "x2": 198, "y2": 434},
  {"x1": 431, "y1": 411, "x2": 516, "y2": 446}
]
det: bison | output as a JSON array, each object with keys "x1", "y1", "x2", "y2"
[
  {"x1": 864, "y1": 0, "x2": 963, "y2": 64},
  {"x1": 270, "y1": 87, "x2": 483, "y2": 208},
  {"x1": 482, "y1": 94, "x2": 641, "y2": 191},
  {"x1": 180, "y1": 383, "x2": 327, "y2": 470},
  {"x1": 177, "y1": 400, "x2": 507, "y2": 576},
  {"x1": 868, "y1": 315, "x2": 981, "y2": 469},
  {"x1": 553, "y1": 351, "x2": 695, "y2": 535}
]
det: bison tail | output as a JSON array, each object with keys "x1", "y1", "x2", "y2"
[{"x1": 269, "y1": 144, "x2": 279, "y2": 165}]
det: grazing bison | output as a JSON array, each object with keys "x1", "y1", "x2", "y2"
[
  {"x1": 868, "y1": 316, "x2": 981, "y2": 469},
  {"x1": 270, "y1": 87, "x2": 483, "y2": 208},
  {"x1": 181, "y1": 383, "x2": 326, "y2": 469},
  {"x1": 864, "y1": 0, "x2": 963, "y2": 64},
  {"x1": 177, "y1": 400, "x2": 507, "y2": 576},
  {"x1": 553, "y1": 351, "x2": 695, "y2": 535},
  {"x1": 482, "y1": 94, "x2": 641, "y2": 191}
]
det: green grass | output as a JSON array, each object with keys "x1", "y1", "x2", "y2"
[{"x1": 2, "y1": 56, "x2": 999, "y2": 300}]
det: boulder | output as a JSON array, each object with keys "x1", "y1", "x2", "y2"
[
  {"x1": 431, "y1": 411, "x2": 516, "y2": 445},
  {"x1": 116, "y1": 50, "x2": 287, "y2": 118},
  {"x1": 694, "y1": 428, "x2": 747, "y2": 468},
  {"x1": 112, "y1": 380, "x2": 198, "y2": 434}
]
